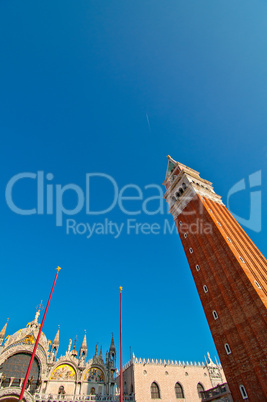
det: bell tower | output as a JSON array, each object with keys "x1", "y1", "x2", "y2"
[{"x1": 163, "y1": 156, "x2": 267, "y2": 401}]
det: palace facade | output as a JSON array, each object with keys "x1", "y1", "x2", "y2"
[{"x1": 117, "y1": 354, "x2": 229, "y2": 402}]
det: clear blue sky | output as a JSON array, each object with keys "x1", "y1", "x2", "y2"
[{"x1": 1, "y1": 0, "x2": 267, "y2": 366}]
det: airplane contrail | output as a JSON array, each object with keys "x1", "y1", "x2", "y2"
[{"x1": 146, "y1": 112, "x2": 151, "y2": 132}]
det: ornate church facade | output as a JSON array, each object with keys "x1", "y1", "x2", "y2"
[
  {"x1": 0, "y1": 310, "x2": 117, "y2": 402},
  {"x1": 0, "y1": 311, "x2": 229, "y2": 402}
]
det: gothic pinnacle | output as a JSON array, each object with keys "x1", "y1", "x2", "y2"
[
  {"x1": 0, "y1": 318, "x2": 9, "y2": 345},
  {"x1": 52, "y1": 325, "x2": 60, "y2": 345},
  {"x1": 81, "y1": 330, "x2": 87, "y2": 350}
]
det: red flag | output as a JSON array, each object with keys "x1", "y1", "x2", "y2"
[{"x1": 19, "y1": 267, "x2": 61, "y2": 401}]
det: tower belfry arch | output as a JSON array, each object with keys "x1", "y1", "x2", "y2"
[{"x1": 163, "y1": 156, "x2": 267, "y2": 401}]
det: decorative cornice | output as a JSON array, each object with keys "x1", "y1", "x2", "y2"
[{"x1": 119, "y1": 357, "x2": 222, "y2": 373}]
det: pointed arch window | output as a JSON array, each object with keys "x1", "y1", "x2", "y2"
[
  {"x1": 175, "y1": 382, "x2": 184, "y2": 398},
  {"x1": 197, "y1": 383, "x2": 205, "y2": 398},
  {"x1": 151, "y1": 382, "x2": 160, "y2": 399}
]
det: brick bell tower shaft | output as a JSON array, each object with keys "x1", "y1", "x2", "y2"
[{"x1": 163, "y1": 156, "x2": 267, "y2": 401}]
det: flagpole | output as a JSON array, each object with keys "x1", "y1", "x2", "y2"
[
  {"x1": 120, "y1": 286, "x2": 123, "y2": 402},
  {"x1": 19, "y1": 267, "x2": 61, "y2": 402}
]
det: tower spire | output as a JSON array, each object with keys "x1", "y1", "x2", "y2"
[
  {"x1": 70, "y1": 335, "x2": 78, "y2": 358},
  {"x1": 35, "y1": 300, "x2": 44, "y2": 323},
  {"x1": 0, "y1": 318, "x2": 9, "y2": 346},
  {"x1": 27, "y1": 301, "x2": 44, "y2": 330},
  {"x1": 108, "y1": 333, "x2": 116, "y2": 368},
  {"x1": 52, "y1": 325, "x2": 60, "y2": 345},
  {"x1": 49, "y1": 325, "x2": 60, "y2": 362},
  {"x1": 95, "y1": 342, "x2": 99, "y2": 356},
  {"x1": 99, "y1": 345, "x2": 103, "y2": 359},
  {"x1": 109, "y1": 333, "x2": 115, "y2": 352},
  {"x1": 165, "y1": 155, "x2": 177, "y2": 178},
  {"x1": 81, "y1": 331, "x2": 87, "y2": 349},
  {"x1": 79, "y1": 330, "x2": 87, "y2": 360}
]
